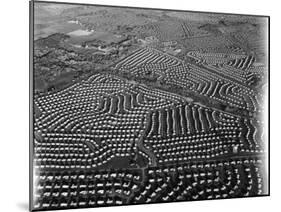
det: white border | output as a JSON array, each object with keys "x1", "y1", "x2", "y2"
[{"x1": 0, "y1": 0, "x2": 278, "y2": 212}]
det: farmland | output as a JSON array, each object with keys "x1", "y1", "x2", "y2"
[{"x1": 32, "y1": 2, "x2": 268, "y2": 210}]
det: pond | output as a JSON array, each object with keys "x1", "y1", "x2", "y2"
[{"x1": 67, "y1": 29, "x2": 94, "y2": 36}]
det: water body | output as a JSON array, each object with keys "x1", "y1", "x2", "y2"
[{"x1": 68, "y1": 29, "x2": 94, "y2": 36}]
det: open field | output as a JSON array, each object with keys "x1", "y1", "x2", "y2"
[{"x1": 32, "y1": 2, "x2": 268, "y2": 210}]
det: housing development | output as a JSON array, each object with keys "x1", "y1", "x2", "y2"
[{"x1": 31, "y1": 2, "x2": 268, "y2": 210}]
